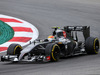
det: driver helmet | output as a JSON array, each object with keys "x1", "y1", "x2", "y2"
[
  {"x1": 56, "y1": 30, "x2": 66, "y2": 38},
  {"x1": 48, "y1": 35, "x2": 55, "y2": 42}
]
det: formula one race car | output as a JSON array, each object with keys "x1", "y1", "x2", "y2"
[{"x1": 1, "y1": 26, "x2": 99, "y2": 62}]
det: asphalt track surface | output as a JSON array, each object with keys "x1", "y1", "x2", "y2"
[{"x1": 0, "y1": 0, "x2": 100, "y2": 75}]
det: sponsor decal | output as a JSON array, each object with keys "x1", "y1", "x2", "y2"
[{"x1": 46, "y1": 56, "x2": 51, "y2": 61}]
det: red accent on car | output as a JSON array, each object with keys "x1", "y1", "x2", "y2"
[
  {"x1": 63, "y1": 31, "x2": 66, "y2": 38},
  {"x1": 46, "y1": 56, "x2": 51, "y2": 61}
]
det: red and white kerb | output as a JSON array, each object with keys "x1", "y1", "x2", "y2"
[{"x1": 0, "y1": 14, "x2": 39, "y2": 52}]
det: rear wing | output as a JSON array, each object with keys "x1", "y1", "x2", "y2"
[{"x1": 64, "y1": 26, "x2": 90, "y2": 40}]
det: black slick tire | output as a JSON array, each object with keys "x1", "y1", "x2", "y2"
[
  {"x1": 45, "y1": 43, "x2": 60, "y2": 62},
  {"x1": 85, "y1": 37, "x2": 99, "y2": 54},
  {"x1": 7, "y1": 43, "x2": 22, "y2": 55}
]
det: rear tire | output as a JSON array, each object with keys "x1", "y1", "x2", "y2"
[
  {"x1": 45, "y1": 43, "x2": 60, "y2": 62},
  {"x1": 85, "y1": 37, "x2": 99, "y2": 54},
  {"x1": 7, "y1": 43, "x2": 22, "y2": 55}
]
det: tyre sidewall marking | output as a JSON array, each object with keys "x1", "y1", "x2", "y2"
[
  {"x1": 14, "y1": 45, "x2": 22, "y2": 55},
  {"x1": 52, "y1": 44, "x2": 59, "y2": 61},
  {"x1": 94, "y1": 38, "x2": 99, "y2": 54}
]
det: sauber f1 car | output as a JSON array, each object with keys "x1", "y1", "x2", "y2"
[{"x1": 1, "y1": 26, "x2": 99, "y2": 62}]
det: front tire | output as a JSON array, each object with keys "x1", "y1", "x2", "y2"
[
  {"x1": 7, "y1": 43, "x2": 22, "y2": 55},
  {"x1": 85, "y1": 37, "x2": 99, "y2": 54},
  {"x1": 45, "y1": 43, "x2": 60, "y2": 62}
]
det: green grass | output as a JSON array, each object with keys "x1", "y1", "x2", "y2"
[{"x1": 0, "y1": 20, "x2": 14, "y2": 44}]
